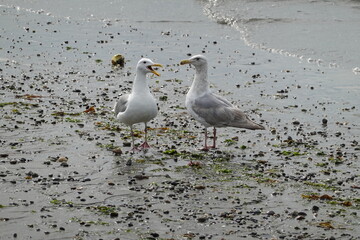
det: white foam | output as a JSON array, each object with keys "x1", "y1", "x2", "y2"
[{"x1": 352, "y1": 67, "x2": 360, "y2": 75}]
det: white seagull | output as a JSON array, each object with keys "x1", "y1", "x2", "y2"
[
  {"x1": 180, "y1": 55, "x2": 265, "y2": 150},
  {"x1": 113, "y1": 58, "x2": 162, "y2": 151}
]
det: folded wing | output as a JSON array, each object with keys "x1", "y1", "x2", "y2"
[
  {"x1": 192, "y1": 93, "x2": 264, "y2": 130},
  {"x1": 113, "y1": 94, "x2": 129, "y2": 116}
]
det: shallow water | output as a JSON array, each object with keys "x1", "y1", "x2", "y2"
[{"x1": 203, "y1": 0, "x2": 360, "y2": 75}]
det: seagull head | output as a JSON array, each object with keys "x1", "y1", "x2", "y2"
[
  {"x1": 180, "y1": 55, "x2": 208, "y2": 69},
  {"x1": 137, "y1": 58, "x2": 163, "y2": 76}
]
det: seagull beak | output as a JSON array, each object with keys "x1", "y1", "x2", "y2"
[
  {"x1": 180, "y1": 60, "x2": 191, "y2": 65},
  {"x1": 148, "y1": 63, "x2": 163, "y2": 76}
]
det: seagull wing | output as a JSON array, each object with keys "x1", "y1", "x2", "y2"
[
  {"x1": 192, "y1": 93, "x2": 264, "y2": 129},
  {"x1": 191, "y1": 92, "x2": 235, "y2": 127},
  {"x1": 113, "y1": 94, "x2": 129, "y2": 116}
]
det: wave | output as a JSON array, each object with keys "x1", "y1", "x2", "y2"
[{"x1": 202, "y1": 0, "x2": 360, "y2": 73}]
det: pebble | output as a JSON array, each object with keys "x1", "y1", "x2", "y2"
[
  {"x1": 26, "y1": 171, "x2": 39, "y2": 178},
  {"x1": 197, "y1": 215, "x2": 209, "y2": 223},
  {"x1": 110, "y1": 212, "x2": 119, "y2": 218},
  {"x1": 267, "y1": 210, "x2": 275, "y2": 216},
  {"x1": 60, "y1": 162, "x2": 69, "y2": 167},
  {"x1": 57, "y1": 156, "x2": 68, "y2": 162},
  {"x1": 296, "y1": 215, "x2": 306, "y2": 220},
  {"x1": 112, "y1": 148, "x2": 122, "y2": 155},
  {"x1": 10, "y1": 160, "x2": 17, "y2": 165},
  {"x1": 194, "y1": 185, "x2": 206, "y2": 190},
  {"x1": 292, "y1": 121, "x2": 300, "y2": 125},
  {"x1": 133, "y1": 175, "x2": 149, "y2": 180},
  {"x1": 150, "y1": 232, "x2": 159, "y2": 238},
  {"x1": 312, "y1": 206, "x2": 320, "y2": 213}
]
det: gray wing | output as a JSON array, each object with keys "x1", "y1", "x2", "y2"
[
  {"x1": 192, "y1": 93, "x2": 264, "y2": 129},
  {"x1": 113, "y1": 94, "x2": 129, "y2": 116},
  {"x1": 191, "y1": 93, "x2": 235, "y2": 127},
  {"x1": 197, "y1": 92, "x2": 233, "y2": 108}
]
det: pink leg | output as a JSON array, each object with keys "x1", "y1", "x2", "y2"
[
  {"x1": 201, "y1": 127, "x2": 217, "y2": 151},
  {"x1": 139, "y1": 123, "x2": 151, "y2": 149},
  {"x1": 130, "y1": 126, "x2": 139, "y2": 152},
  {"x1": 139, "y1": 142, "x2": 150, "y2": 149},
  {"x1": 201, "y1": 128, "x2": 210, "y2": 151},
  {"x1": 212, "y1": 127, "x2": 217, "y2": 149}
]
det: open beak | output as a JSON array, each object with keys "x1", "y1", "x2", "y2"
[
  {"x1": 148, "y1": 63, "x2": 163, "y2": 76},
  {"x1": 180, "y1": 59, "x2": 191, "y2": 65}
]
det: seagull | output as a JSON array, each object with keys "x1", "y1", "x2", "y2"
[
  {"x1": 180, "y1": 55, "x2": 265, "y2": 150},
  {"x1": 113, "y1": 58, "x2": 162, "y2": 152}
]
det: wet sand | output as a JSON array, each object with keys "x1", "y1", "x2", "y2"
[{"x1": 1, "y1": 1, "x2": 359, "y2": 239}]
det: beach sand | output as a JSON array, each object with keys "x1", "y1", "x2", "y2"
[{"x1": 1, "y1": 0, "x2": 359, "y2": 239}]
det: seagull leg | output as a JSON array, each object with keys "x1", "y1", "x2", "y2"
[
  {"x1": 201, "y1": 127, "x2": 216, "y2": 151},
  {"x1": 130, "y1": 125, "x2": 138, "y2": 152},
  {"x1": 201, "y1": 128, "x2": 210, "y2": 151},
  {"x1": 211, "y1": 127, "x2": 217, "y2": 149},
  {"x1": 139, "y1": 122, "x2": 151, "y2": 149}
]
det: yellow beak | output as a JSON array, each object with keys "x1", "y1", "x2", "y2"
[
  {"x1": 149, "y1": 63, "x2": 163, "y2": 76},
  {"x1": 180, "y1": 60, "x2": 191, "y2": 65}
]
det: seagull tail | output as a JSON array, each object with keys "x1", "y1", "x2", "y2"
[
  {"x1": 231, "y1": 119, "x2": 265, "y2": 130},
  {"x1": 232, "y1": 110, "x2": 265, "y2": 130},
  {"x1": 248, "y1": 122, "x2": 265, "y2": 130}
]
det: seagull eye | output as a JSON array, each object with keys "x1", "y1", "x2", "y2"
[
  {"x1": 195, "y1": 58, "x2": 200, "y2": 61},
  {"x1": 143, "y1": 61, "x2": 147, "y2": 64}
]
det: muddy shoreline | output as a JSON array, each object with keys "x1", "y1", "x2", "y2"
[{"x1": 1, "y1": 1, "x2": 359, "y2": 240}]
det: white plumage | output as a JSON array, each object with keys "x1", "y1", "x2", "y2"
[{"x1": 113, "y1": 58, "x2": 162, "y2": 151}]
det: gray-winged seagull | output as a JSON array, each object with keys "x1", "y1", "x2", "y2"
[{"x1": 180, "y1": 55, "x2": 264, "y2": 150}]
